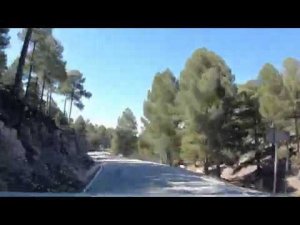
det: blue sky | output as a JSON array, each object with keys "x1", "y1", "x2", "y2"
[{"x1": 6, "y1": 28, "x2": 300, "y2": 130}]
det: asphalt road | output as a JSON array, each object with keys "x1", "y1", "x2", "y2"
[
  {"x1": 0, "y1": 152, "x2": 270, "y2": 197},
  {"x1": 83, "y1": 156, "x2": 269, "y2": 197}
]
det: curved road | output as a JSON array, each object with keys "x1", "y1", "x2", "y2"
[
  {"x1": 0, "y1": 153, "x2": 270, "y2": 197},
  {"x1": 84, "y1": 157, "x2": 268, "y2": 197}
]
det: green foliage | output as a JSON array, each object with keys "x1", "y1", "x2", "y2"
[
  {"x1": 73, "y1": 115, "x2": 86, "y2": 134},
  {"x1": 13, "y1": 28, "x2": 32, "y2": 97},
  {"x1": 0, "y1": 57, "x2": 30, "y2": 98},
  {"x1": 141, "y1": 69, "x2": 180, "y2": 164},
  {"x1": 26, "y1": 77, "x2": 40, "y2": 109},
  {"x1": 0, "y1": 28, "x2": 10, "y2": 74},
  {"x1": 112, "y1": 108, "x2": 138, "y2": 156},
  {"x1": 138, "y1": 129, "x2": 156, "y2": 160},
  {"x1": 0, "y1": 58, "x2": 20, "y2": 87},
  {"x1": 85, "y1": 122, "x2": 113, "y2": 150},
  {"x1": 117, "y1": 108, "x2": 137, "y2": 132},
  {"x1": 54, "y1": 111, "x2": 68, "y2": 127},
  {"x1": 7, "y1": 27, "x2": 300, "y2": 174},
  {"x1": 257, "y1": 63, "x2": 288, "y2": 128},
  {"x1": 18, "y1": 29, "x2": 68, "y2": 112},
  {"x1": 111, "y1": 129, "x2": 138, "y2": 156},
  {"x1": 282, "y1": 58, "x2": 300, "y2": 135},
  {"x1": 61, "y1": 71, "x2": 92, "y2": 121},
  {"x1": 106, "y1": 128, "x2": 115, "y2": 144},
  {"x1": 0, "y1": 28, "x2": 94, "y2": 151},
  {"x1": 180, "y1": 131, "x2": 207, "y2": 163},
  {"x1": 177, "y1": 48, "x2": 236, "y2": 165},
  {"x1": 26, "y1": 28, "x2": 67, "y2": 83}
]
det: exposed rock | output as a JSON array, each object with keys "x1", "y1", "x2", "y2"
[
  {"x1": 0, "y1": 123, "x2": 33, "y2": 191},
  {"x1": 235, "y1": 165, "x2": 257, "y2": 178},
  {"x1": 0, "y1": 123, "x2": 27, "y2": 162},
  {"x1": 238, "y1": 151, "x2": 256, "y2": 165},
  {"x1": 286, "y1": 176, "x2": 300, "y2": 196},
  {"x1": 221, "y1": 167, "x2": 234, "y2": 180},
  {"x1": 20, "y1": 124, "x2": 31, "y2": 142},
  {"x1": 0, "y1": 89, "x2": 94, "y2": 192}
]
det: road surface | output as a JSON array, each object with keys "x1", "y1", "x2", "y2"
[
  {"x1": 0, "y1": 152, "x2": 271, "y2": 197},
  {"x1": 83, "y1": 153, "x2": 269, "y2": 196}
]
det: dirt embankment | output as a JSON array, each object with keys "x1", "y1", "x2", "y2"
[{"x1": 186, "y1": 156, "x2": 300, "y2": 196}]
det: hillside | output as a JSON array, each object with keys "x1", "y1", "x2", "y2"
[{"x1": 0, "y1": 89, "x2": 94, "y2": 192}]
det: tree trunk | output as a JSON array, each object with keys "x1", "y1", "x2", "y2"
[
  {"x1": 13, "y1": 28, "x2": 33, "y2": 97},
  {"x1": 271, "y1": 122, "x2": 276, "y2": 159},
  {"x1": 33, "y1": 77, "x2": 39, "y2": 110},
  {"x1": 24, "y1": 64, "x2": 34, "y2": 102},
  {"x1": 254, "y1": 118, "x2": 258, "y2": 147},
  {"x1": 24, "y1": 41, "x2": 37, "y2": 101},
  {"x1": 63, "y1": 95, "x2": 67, "y2": 116},
  {"x1": 295, "y1": 117, "x2": 299, "y2": 153},
  {"x1": 18, "y1": 41, "x2": 37, "y2": 130},
  {"x1": 204, "y1": 155, "x2": 209, "y2": 175},
  {"x1": 45, "y1": 89, "x2": 49, "y2": 115},
  {"x1": 68, "y1": 88, "x2": 74, "y2": 123},
  {"x1": 166, "y1": 151, "x2": 172, "y2": 166},
  {"x1": 34, "y1": 76, "x2": 39, "y2": 89},
  {"x1": 255, "y1": 151, "x2": 261, "y2": 167},
  {"x1": 254, "y1": 102, "x2": 259, "y2": 149},
  {"x1": 216, "y1": 163, "x2": 221, "y2": 178},
  {"x1": 39, "y1": 75, "x2": 46, "y2": 111},
  {"x1": 49, "y1": 89, "x2": 52, "y2": 117}
]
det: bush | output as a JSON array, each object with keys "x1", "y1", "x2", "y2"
[{"x1": 54, "y1": 112, "x2": 68, "y2": 127}]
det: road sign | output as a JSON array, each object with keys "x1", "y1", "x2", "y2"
[{"x1": 266, "y1": 129, "x2": 290, "y2": 144}]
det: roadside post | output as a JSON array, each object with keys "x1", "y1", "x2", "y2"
[
  {"x1": 266, "y1": 125, "x2": 290, "y2": 194},
  {"x1": 285, "y1": 142, "x2": 288, "y2": 193}
]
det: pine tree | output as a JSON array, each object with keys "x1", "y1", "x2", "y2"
[
  {"x1": 112, "y1": 108, "x2": 138, "y2": 156},
  {"x1": 141, "y1": 69, "x2": 180, "y2": 164},
  {"x1": 177, "y1": 48, "x2": 236, "y2": 175},
  {"x1": 13, "y1": 28, "x2": 32, "y2": 97},
  {"x1": 58, "y1": 70, "x2": 92, "y2": 122},
  {"x1": 258, "y1": 63, "x2": 287, "y2": 128},
  {"x1": 282, "y1": 58, "x2": 300, "y2": 152}
]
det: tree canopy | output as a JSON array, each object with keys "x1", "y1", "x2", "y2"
[{"x1": 112, "y1": 108, "x2": 138, "y2": 156}]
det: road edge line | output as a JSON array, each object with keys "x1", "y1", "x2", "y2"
[{"x1": 83, "y1": 164, "x2": 104, "y2": 193}]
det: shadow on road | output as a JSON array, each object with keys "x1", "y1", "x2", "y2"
[{"x1": 86, "y1": 162, "x2": 266, "y2": 196}]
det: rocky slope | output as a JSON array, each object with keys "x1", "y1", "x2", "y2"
[
  {"x1": 187, "y1": 152, "x2": 300, "y2": 194},
  {"x1": 0, "y1": 89, "x2": 94, "y2": 192}
]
